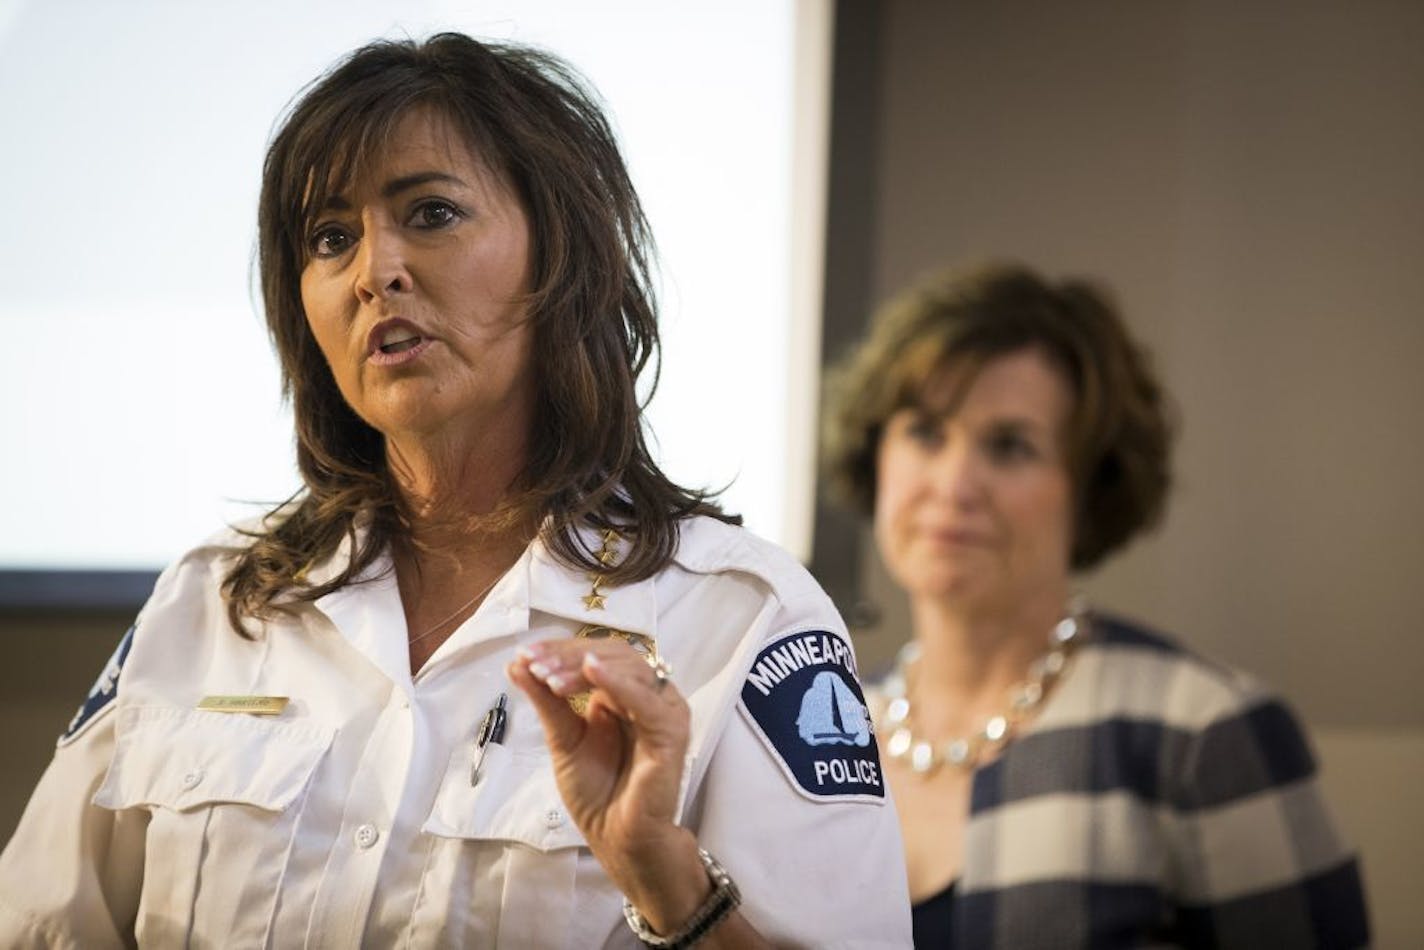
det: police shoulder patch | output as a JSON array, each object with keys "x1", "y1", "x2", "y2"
[
  {"x1": 58, "y1": 624, "x2": 135, "y2": 747},
  {"x1": 738, "y1": 629, "x2": 885, "y2": 803}
]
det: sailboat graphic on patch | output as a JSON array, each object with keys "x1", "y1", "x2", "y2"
[{"x1": 797, "y1": 670, "x2": 872, "y2": 747}]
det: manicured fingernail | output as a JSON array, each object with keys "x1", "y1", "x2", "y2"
[
  {"x1": 517, "y1": 644, "x2": 545, "y2": 661},
  {"x1": 529, "y1": 661, "x2": 553, "y2": 680},
  {"x1": 546, "y1": 672, "x2": 574, "y2": 691},
  {"x1": 584, "y1": 653, "x2": 603, "y2": 670}
]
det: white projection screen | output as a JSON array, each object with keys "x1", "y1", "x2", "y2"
[{"x1": 0, "y1": 1, "x2": 831, "y2": 600}]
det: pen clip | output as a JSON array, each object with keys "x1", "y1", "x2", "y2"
[
  {"x1": 470, "y1": 692, "x2": 508, "y2": 786},
  {"x1": 486, "y1": 693, "x2": 508, "y2": 743}
]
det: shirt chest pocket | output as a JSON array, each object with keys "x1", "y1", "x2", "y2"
[
  {"x1": 92, "y1": 705, "x2": 333, "y2": 946},
  {"x1": 412, "y1": 742, "x2": 607, "y2": 948},
  {"x1": 422, "y1": 740, "x2": 585, "y2": 851}
]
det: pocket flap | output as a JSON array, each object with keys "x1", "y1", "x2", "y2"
[
  {"x1": 422, "y1": 742, "x2": 587, "y2": 852},
  {"x1": 93, "y1": 705, "x2": 333, "y2": 813}
]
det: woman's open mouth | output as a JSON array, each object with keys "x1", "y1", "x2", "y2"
[
  {"x1": 379, "y1": 333, "x2": 422, "y2": 355},
  {"x1": 367, "y1": 320, "x2": 432, "y2": 365}
]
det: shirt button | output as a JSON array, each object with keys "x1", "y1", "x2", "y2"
[
  {"x1": 544, "y1": 809, "x2": 565, "y2": 829},
  {"x1": 181, "y1": 770, "x2": 204, "y2": 790},
  {"x1": 354, "y1": 823, "x2": 380, "y2": 849}
]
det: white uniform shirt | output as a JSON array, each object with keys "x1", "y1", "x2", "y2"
[{"x1": 0, "y1": 516, "x2": 912, "y2": 948}]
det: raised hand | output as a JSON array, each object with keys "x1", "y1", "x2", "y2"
[
  {"x1": 508, "y1": 639, "x2": 686, "y2": 855},
  {"x1": 508, "y1": 639, "x2": 768, "y2": 947}
]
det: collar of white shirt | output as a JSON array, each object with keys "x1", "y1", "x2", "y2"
[{"x1": 302, "y1": 519, "x2": 661, "y2": 680}]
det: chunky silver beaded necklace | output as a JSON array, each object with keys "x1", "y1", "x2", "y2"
[{"x1": 876, "y1": 599, "x2": 1087, "y2": 774}]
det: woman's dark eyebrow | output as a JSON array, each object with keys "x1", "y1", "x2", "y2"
[
  {"x1": 315, "y1": 172, "x2": 468, "y2": 213},
  {"x1": 986, "y1": 415, "x2": 1048, "y2": 434},
  {"x1": 382, "y1": 171, "x2": 466, "y2": 198}
]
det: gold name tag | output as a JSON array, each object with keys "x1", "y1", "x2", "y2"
[{"x1": 197, "y1": 695, "x2": 289, "y2": 716}]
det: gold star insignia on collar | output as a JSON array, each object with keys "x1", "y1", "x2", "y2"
[{"x1": 580, "y1": 532, "x2": 621, "y2": 612}]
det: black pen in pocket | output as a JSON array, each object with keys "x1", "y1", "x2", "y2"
[{"x1": 470, "y1": 692, "x2": 508, "y2": 786}]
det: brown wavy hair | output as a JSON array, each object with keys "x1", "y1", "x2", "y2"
[
  {"x1": 224, "y1": 33, "x2": 734, "y2": 633},
  {"x1": 823, "y1": 262, "x2": 1173, "y2": 571}
]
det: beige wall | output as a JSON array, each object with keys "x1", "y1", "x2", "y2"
[{"x1": 851, "y1": 1, "x2": 1423, "y2": 945}]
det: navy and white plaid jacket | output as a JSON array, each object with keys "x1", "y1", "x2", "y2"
[{"x1": 886, "y1": 617, "x2": 1369, "y2": 949}]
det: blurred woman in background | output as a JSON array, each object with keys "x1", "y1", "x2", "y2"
[{"x1": 824, "y1": 262, "x2": 1368, "y2": 948}]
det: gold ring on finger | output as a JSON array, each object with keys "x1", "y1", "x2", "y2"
[{"x1": 645, "y1": 654, "x2": 674, "y2": 691}]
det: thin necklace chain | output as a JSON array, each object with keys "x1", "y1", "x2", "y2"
[
  {"x1": 407, "y1": 570, "x2": 505, "y2": 646},
  {"x1": 875, "y1": 598, "x2": 1088, "y2": 774}
]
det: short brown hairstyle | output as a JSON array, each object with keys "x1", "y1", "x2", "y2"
[
  {"x1": 224, "y1": 33, "x2": 731, "y2": 632},
  {"x1": 823, "y1": 262, "x2": 1173, "y2": 571}
]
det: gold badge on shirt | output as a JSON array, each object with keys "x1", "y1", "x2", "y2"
[{"x1": 568, "y1": 625, "x2": 658, "y2": 715}]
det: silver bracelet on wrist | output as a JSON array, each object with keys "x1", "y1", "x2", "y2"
[{"x1": 622, "y1": 847, "x2": 742, "y2": 949}]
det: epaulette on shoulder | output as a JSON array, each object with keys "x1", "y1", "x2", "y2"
[
  {"x1": 149, "y1": 512, "x2": 284, "y2": 596},
  {"x1": 671, "y1": 516, "x2": 828, "y2": 611}
]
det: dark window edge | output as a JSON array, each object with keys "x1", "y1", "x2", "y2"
[{"x1": 0, "y1": 570, "x2": 160, "y2": 611}]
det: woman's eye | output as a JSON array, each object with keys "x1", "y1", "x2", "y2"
[
  {"x1": 308, "y1": 225, "x2": 352, "y2": 259},
  {"x1": 904, "y1": 416, "x2": 942, "y2": 447},
  {"x1": 986, "y1": 431, "x2": 1037, "y2": 462},
  {"x1": 410, "y1": 200, "x2": 462, "y2": 229}
]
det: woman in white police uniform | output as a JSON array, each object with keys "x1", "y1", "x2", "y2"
[{"x1": 0, "y1": 34, "x2": 910, "y2": 949}]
